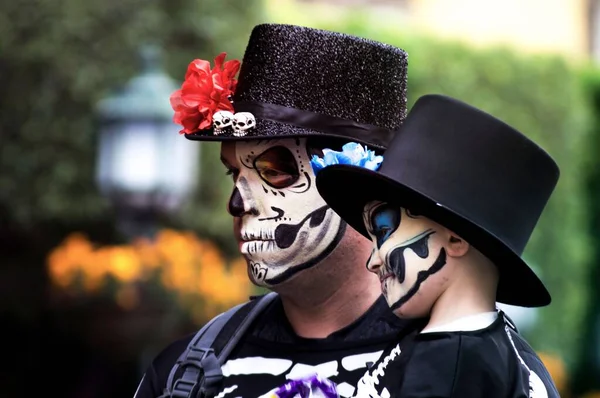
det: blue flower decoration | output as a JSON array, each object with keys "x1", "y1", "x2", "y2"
[{"x1": 310, "y1": 142, "x2": 384, "y2": 175}]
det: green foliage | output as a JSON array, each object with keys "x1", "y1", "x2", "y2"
[
  {"x1": 265, "y1": 10, "x2": 593, "y2": 367},
  {"x1": 572, "y1": 66, "x2": 600, "y2": 393},
  {"x1": 0, "y1": 0, "x2": 263, "y2": 247}
]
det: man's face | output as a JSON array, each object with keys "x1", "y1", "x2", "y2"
[
  {"x1": 221, "y1": 138, "x2": 346, "y2": 287},
  {"x1": 363, "y1": 201, "x2": 453, "y2": 318}
]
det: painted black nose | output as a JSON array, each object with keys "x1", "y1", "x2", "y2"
[{"x1": 228, "y1": 187, "x2": 245, "y2": 217}]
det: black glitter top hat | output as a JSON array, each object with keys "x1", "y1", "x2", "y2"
[
  {"x1": 182, "y1": 24, "x2": 408, "y2": 149},
  {"x1": 316, "y1": 95, "x2": 560, "y2": 307}
]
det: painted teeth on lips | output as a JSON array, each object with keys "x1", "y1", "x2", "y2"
[
  {"x1": 241, "y1": 230, "x2": 275, "y2": 241},
  {"x1": 380, "y1": 273, "x2": 394, "y2": 283},
  {"x1": 241, "y1": 240, "x2": 276, "y2": 254}
]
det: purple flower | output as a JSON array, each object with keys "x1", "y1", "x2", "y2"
[{"x1": 272, "y1": 374, "x2": 339, "y2": 398}]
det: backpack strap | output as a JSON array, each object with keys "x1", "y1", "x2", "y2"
[{"x1": 161, "y1": 292, "x2": 278, "y2": 398}]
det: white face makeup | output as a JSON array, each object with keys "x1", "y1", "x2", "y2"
[
  {"x1": 363, "y1": 201, "x2": 452, "y2": 317},
  {"x1": 225, "y1": 138, "x2": 346, "y2": 287}
]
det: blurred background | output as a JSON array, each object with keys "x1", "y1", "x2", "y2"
[{"x1": 1, "y1": 0, "x2": 600, "y2": 396}]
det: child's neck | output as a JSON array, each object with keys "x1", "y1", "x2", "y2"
[{"x1": 425, "y1": 256, "x2": 498, "y2": 331}]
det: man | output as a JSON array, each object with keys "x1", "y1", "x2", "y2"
[{"x1": 134, "y1": 23, "x2": 418, "y2": 398}]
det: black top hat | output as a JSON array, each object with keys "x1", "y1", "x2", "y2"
[
  {"x1": 184, "y1": 23, "x2": 408, "y2": 149},
  {"x1": 316, "y1": 94, "x2": 560, "y2": 307}
]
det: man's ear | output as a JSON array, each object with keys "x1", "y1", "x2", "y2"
[{"x1": 446, "y1": 233, "x2": 470, "y2": 258}]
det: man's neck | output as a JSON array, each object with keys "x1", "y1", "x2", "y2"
[{"x1": 276, "y1": 266, "x2": 381, "y2": 339}]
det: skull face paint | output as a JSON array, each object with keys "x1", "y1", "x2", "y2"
[
  {"x1": 363, "y1": 201, "x2": 452, "y2": 318},
  {"x1": 224, "y1": 138, "x2": 346, "y2": 287}
]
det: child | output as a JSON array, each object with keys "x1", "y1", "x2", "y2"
[{"x1": 312, "y1": 94, "x2": 560, "y2": 398}]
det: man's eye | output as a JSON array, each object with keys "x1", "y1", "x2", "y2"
[
  {"x1": 258, "y1": 167, "x2": 297, "y2": 189},
  {"x1": 254, "y1": 146, "x2": 300, "y2": 189},
  {"x1": 261, "y1": 168, "x2": 284, "y2": 178}
]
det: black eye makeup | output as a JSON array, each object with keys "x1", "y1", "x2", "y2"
[
  {"x1": 405, "y1": 207, "x2": 422, "y2": 219},
  {"x1": 253, "y1": 146, "x2": 300, "y2": 189},
  {"x1": 402, "y1": 230, "x2": 434, "y2": 259},
  {"x1": 369, "y1": 203, "x2": 401, "y2": 248}
]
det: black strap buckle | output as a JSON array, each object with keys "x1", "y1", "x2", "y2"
[
  {"x1": 181, "y1": 347, "x2": 215, "y2": 369},
  {"x1": 171, "y1": 348, "x2": 222, "y2": 398},
  {"x1": 172, "y1": 378, "x2": 199, "y2": 398}
]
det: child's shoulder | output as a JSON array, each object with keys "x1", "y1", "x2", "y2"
[
  {"x1": 354, "y1": 318, "x2": 528, "y2": 398},
  {"x1": 415, "y1": 313, "x2": 516, "y2": 365},
  {"x1": 399, "y1": 316, "x2": 518, "y2": 396}
]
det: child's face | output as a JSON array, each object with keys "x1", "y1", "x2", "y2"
[{"x1": 363, "y1": 201, "x2": 455, "y2": 318}]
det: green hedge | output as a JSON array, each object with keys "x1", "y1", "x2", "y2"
[
  {"x1": 572, "y1": 67, "x2": 600, "y2": 393},
  {"x1": 260, "y1": 7, "x2": 594, "y2": 369},
  {"x1": 0, "y1": 0, "x2": 262, "y2": 243}
]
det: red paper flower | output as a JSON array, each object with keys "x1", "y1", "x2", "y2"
[{"x1": 170, "y1": 53, "x2": 241, "y2": 134}]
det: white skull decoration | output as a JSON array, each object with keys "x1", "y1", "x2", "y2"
[
  {"x1": 212, "y1": 110, "x2": 235, "y2": 135},
  {"x1": 233, "y1": 112, "x2": 256, "y2": 137}
]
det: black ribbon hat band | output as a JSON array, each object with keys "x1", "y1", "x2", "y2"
[{"x1": 233, "y1": 101, "x2": 394, "y2": 148}]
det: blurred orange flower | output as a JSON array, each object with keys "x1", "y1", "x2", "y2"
[
  {"x1": 46, "y1": 229, "x2": 252, "y2": 321},
  {"x1": 581, "y1": 392, "x2": 600, "y2": 398},
  {"x1": 537, "y1": 352, "x2": 567, "y2": 395}
]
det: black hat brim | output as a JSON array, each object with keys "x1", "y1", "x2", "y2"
[
  {"x1": 185, "y1": 119, "x2": 387, "y2": 150},
  {"x1": 316, "y1": 164, "x2": 551, "y2": 308}
]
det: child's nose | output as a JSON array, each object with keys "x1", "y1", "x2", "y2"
[{"x1": 366, "y1": 250, "x2": 384, "y2": 273}]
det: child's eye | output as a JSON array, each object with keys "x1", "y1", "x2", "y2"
[{"x1": 370, "y1": 205, "x2": 400, "y2": 247}]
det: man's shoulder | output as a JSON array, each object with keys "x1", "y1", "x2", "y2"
[
  {"x1": 151, "y1": 332, "x2": 196, "y2": 371},
  {"x1": 134, "y1": 332, "x2": 196, "y2": 397},
  {"x1": 144, "y1": 296, "x2": 266, "y2": 380},
  {"x1": 147, "y1": 293, "x2": 388, "y2": 372},
  {"x1": 141, "y1": 305, "x2": 404, "y2": 398}
]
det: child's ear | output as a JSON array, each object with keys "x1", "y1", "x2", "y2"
[{"x1": 447, "y1": 234, "x2": 470, "y2": 258}]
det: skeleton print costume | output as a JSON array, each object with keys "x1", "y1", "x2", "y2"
[{"x1": 352, "y1": 313, "x2": 557, "y2": 398}]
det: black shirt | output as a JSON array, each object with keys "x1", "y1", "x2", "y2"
[
  {"x1": 134, "y1": 296, "x2": 418, "y2": 398},
  {"x1": 353, "y1": 314, "x2": 560, "y2": 398}
]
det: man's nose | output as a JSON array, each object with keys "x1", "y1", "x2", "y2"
[
  {"x1": 227, "y1": 186, "x2": 258, "y2": 217},
  {"x1": 366, "y1": 250, "x2": 384, "y2": 273}
]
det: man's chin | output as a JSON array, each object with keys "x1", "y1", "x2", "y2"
[
  {"x1": 241, "y1": 255, "x2": 278, "y2": 288},
  {"x1": 243, "y1": 258, "x2": 319, "y2": 290}
]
